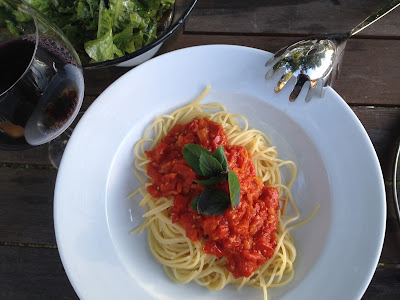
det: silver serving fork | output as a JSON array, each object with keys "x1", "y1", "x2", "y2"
[{"x1": 265, "y1": 0, "x2": 400, "y2": 102}]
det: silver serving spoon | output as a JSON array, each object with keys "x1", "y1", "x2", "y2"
[{"x1": 265, "y1": 0, "x2": 400, "y2": 102}]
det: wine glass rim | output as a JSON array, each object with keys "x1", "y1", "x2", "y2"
[{"x1": 0, "y1": 0, "x2": 39, "y2": 99}]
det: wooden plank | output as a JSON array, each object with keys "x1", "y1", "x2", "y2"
[
  {"x1": 186, "y1": 0, "x2": 400, "y2": 37},
  {"x1": 0, "y1": 165, "x2": 398, "y2": 263},
  {"x1": 0, "y1": 245, "x2": 398, "y2": 300},
  {"x1": 81, "y1": 34, "x2": 400, "y2": 106},
  {"x1": 0, "y1": 246, "x2": 78, "y2": 300},
  {"x1": 363, "y1": 267, "x2": 400, "y2": 299},
  {"x1": 168, "y1": 35, "x2": 400, "y2": 106},
  {"x1": 83, "y1": 67, "x2": 129, "y2": 97},
  {"x1": 352, "y1": 106, "x2": 400, "y2": 181},
  {"x1": 335, "y1": 39, "x2": 400, "y2": 106},
  {"x1": 0, "y1": 168, "x2": 58, "y2": 245},
  {"x1": 1, "y1": 105, "x2": 399, "y2": 180},
  {"x1": 381, "y1": 185, "x2": 400, "y2": 264},
  {"x1": 0, "y1": 144, "x2": 52, "y2": 166}
]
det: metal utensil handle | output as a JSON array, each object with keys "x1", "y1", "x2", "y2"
[{"x1": 349, "y1": 0, "x2": 400, "y2": 37}]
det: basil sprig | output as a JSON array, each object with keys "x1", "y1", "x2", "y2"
[
  {"x1": 183, "y1": 144, "x2": 241, "y2": 215},
  {"x1": 228, "y1": 170, "x2": 241, "y2": 208}
]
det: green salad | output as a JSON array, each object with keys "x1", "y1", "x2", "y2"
[{"x1": 23, "y1": 0, "x2": 174, "y2": 63}]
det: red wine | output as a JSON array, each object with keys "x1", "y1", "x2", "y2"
[
  {"x1": 0, "y1": 36, "x2": 84, "y2": 150},
  {"x1": 0, "y1": 38, "x2": 34, "y2": 95}
]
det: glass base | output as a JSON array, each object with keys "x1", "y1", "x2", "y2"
[
  {"x1": 48, "y1": 127, "x2": 73, "y2": 169},
  {"x1": 48, "y1": 135, "x2": 68, "y2": 169}
]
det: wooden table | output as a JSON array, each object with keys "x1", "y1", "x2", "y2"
[{"x1": 1, "y1": 0, "x2": 400, "y2": 299}]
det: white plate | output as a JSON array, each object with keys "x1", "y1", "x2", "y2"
[{"x1": 54, "y1": 45, "x2": 386, "y2": 300}]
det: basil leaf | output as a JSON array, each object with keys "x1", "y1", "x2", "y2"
[
  {"x1": 194, "y1": 176, "x2": 224, "y2": 187},
  {"x1": 228, "y1": 170, "x2": 241, "y2": 208},
  {"x1": 183, "y1": 144, "x2": 211, "y2": 176},
  {"x1": 212, "y1": 146, "x2": 228, "y2": 171},
  {"x1": 199, "y1": 153, "x2": 224, "y2": 177},
  {"x1": 190, "y1": 195, "x2": 200, "y2": 211},
  {"x1": 197, "y1": 190, "x2": 230, "y2": 216}
]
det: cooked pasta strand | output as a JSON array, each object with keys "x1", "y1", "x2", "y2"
[{"x1": 130, "y1": 87, "x2": 317, "y2": 300}]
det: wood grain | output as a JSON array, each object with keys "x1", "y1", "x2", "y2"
[
  {"x1": 363, "y1": 267, "x2": 400, "y2": 299},
  {"x1": 1, "y1": 106, "x2": 399, "y2": 178},
  {"x1": 352, "y1": 106, "x2": 400, "y2": 180},
  {"x1": 81, "y1": 34, "x2": 400, "y2": 106},
  {"x1": 187, "y1": 0, "x2": 400, "y2": 37},
  {"x1": 0, "y1": 1, "x2": 399, "y2": 298},
  {"x1": 0, "y1": 165, "x2": 398, "y2": 262},
  {"x1": 0, "y1": 245, "x2": 398, "y2": 300},
  {"x1": 0, "y1": 168, "x2": 57, "y2": 245},
  {"x1": 382, "y1": 185, "x2": 400, "y2": 264},
  {"x1": 0, "y1": 246, "x2": 78, "y2": 300}
]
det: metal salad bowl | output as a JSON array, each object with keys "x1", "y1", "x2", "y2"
[
  {"x1": 5, "y1": 0, "x2": 198, "y2": 69},
  {"x1": 265, "y1": 0, "x2": 400, "y2": 102},
  {"x1": 84, "y1": 0, "x2": 198, "y2": 69}
]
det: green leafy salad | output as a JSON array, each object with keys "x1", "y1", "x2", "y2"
[{"x1": 13, "y1": 0, "x2": 174, "y2": 63}]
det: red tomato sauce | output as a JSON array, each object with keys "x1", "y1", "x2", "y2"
[{"x1": 146, "y1": 118, "x2": 280, "y2": 278}]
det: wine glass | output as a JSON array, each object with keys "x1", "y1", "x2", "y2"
[{"x1": 0, "y1": 0, "x2": 84, "y2": 163}]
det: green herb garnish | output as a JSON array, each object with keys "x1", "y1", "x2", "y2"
[
  {"x1": 228, "y1": 170, "x2": 241, "y2": 208},
  {"x1": 194, "y1": 176, "x2": 224, "y2": 187},
  {"x1": 196, "y1": 189, "x2": 230, "y2": 216},
  {"x1": 182, "y1": 143, "x2": 212, "y2": 175},
  {"x1": 190, "y1": 195, "x2": 200, "y2": 211},
  {"x1": 212, "y1": 146, "x2": 228, "y2": 170},
  {"x1": 199, "y1": 152, "x2": 224, "y2": 177},
  {"x1": 183, "y1": 144, "x2": 241, "y2": 216}
]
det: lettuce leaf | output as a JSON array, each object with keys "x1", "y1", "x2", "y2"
[
  {"x1": 2, "y1": 0, "x2": 175, "y2": 63},
  {"x1": 97, "y1": 0, "x2": 112, "y2": 38},
  {"x1": 109, "y1": 0, "x2": 135, "y2": 31},
  {"x1": 24, "y1": 0, "x2": 52, "y2": 16},
  {"x1": 85, "y1": 28, "x2": 116, "y2": 62},
  {"x1": 113, "y1": 23, "x2": 136, "y2": 53}
]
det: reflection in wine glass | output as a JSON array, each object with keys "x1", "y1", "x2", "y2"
[{"x1": 0, "y1": 0, "x2": 84, "y2": 161}]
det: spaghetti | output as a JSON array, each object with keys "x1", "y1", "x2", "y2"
[{"x1": 130, "y1": 86, "x2": 318, "y2": 300}]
